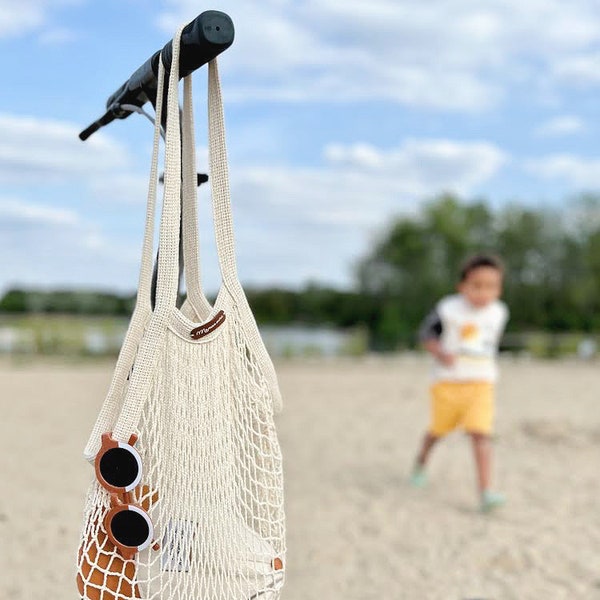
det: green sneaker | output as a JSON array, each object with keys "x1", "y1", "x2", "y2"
[
  {"x1": 480, "y1": 490, "x2": 506, "y2": 513},
  {"x1": 409, "y1": 466, "x2": 428, "y2": 488}
]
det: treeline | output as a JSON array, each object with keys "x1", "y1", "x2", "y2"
[
  {"x1": 0, "y1": 285, "x2": 369, "y2": 327},
  {"x1": 2, "y1": 194, "x2": 599, "y2": 350},
  {"x1": 0, "y1": 289, "x2": 135, "y2": 316},
  {"x1": 357, "y1": 194, "x2": 600, "y2": 348}
]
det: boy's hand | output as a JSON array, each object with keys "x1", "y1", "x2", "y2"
[
  {"x1": 423, "y1": 339, "x2": 456, "y2": 366},
  {"x1": 435, "y1": 351, "x2": 456, "y2": 366}
]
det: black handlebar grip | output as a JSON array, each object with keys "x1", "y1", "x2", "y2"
[
  {"x1": 160, "y1": 10, "x2": 234, "y2": 77},
  {"x1": 106, "y1": 10, "x2": 234, "y2": 112},
  {"x1": 80, "y1": 10, "x2": 234, "y2": 140}
]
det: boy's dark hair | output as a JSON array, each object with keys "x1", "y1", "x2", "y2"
[{"x1": 459, "y1": 254, "x2": 504, "y2": 282}]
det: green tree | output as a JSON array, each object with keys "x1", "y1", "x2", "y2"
[
  {"x1": 356, "y1": 194, "x2": 496, "y2": 349},
  {"x1": 356, "y1": 193, "x2": 600, "y2": 349},
  {"x1": 0, "y1": 289, "x2": 28, "y2": 312}
]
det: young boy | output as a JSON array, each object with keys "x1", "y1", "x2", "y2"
[{"x1": 411, "y1": 254, "x2": 509, "y2": 512}]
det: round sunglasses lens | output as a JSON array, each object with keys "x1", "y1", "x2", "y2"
[
  {"x1": 109, "y1": 508, "x2": 151, "y2": 548},
  {"x1": 99, "y1": 447, "x2": 140, "y2": 488}
]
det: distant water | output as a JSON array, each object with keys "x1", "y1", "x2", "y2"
[
  {"x1": 260, "y1": 325, "x2": 352, "y2": 357},
  {"x1": 0, "y1": 321, "x2": 351, "y2": 357}
]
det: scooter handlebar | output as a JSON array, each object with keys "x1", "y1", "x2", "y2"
[{"x1": 79, "y1": 10, "x2": 234, "y2": 141}]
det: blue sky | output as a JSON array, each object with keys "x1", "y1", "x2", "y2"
[{"x1": 1, "y1": 0, "x2": 599, "y2": 295}]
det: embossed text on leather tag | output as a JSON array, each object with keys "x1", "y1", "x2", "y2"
[{"x1": 190, "y1": 310, "x2": 226, "y2": 339}]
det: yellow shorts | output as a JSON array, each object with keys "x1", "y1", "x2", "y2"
[{"x1": 429, "y1": 381, "x2": 494, "y2": 436}]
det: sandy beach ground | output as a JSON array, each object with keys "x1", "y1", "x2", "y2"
[{"x1": 1, "y1": 355, "x2": 599, "y2": 599}]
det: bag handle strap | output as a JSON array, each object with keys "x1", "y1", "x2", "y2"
[
  {"x1": 152, "y1": 27, "x2": 185, "y2": 312},
  {"x1": 84, "y1": 27, "x2": 185, "y2": 458},
  {"x1": 207, "y1": 59, "x2": 239, "y2": 287},
  {"x1": 152, "y1": 54, "x2": 239, "y2": 307},
  {"x1": 181, "y1": 73, "x2": 213, "y2": 316},
  {"x1": 83, "y1": 43, "x2": 170, "y2": 459},
  {"x1": 108, "y1": 27, "x2": 185, "y2": 449}
]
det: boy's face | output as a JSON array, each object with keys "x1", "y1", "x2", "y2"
[{"x1": 457, "y1": 266, "x2": 503, "y2": 308}]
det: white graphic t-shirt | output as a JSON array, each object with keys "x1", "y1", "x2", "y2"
[{"x1": 420, "y1": 294, "x2": 509, "y2": 382}]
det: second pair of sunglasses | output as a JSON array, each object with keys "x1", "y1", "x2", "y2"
[{"x1": 95, "y1": 432, "x2": 157, "y2": 559}]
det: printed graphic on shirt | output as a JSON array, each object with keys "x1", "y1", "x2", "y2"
[
  {"x1": 458, "y1": 321, "x2": 497, "y2": 359},
  {"x1": 460, "y1": 323, "x2": 478, "y2": 341},
  {"x1": 458, "y1": 322, "x2": 488, "y2": 359}
]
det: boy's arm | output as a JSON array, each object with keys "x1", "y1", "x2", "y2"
[
  {"x1": 494, "y1": 302, "x2": 510, "y2": 351},
  {"x1": 418, "y1": 308, "x2": 455, "y2": 366}
]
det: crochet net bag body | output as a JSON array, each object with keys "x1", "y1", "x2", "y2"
[{"x1": 76, "y1": 25, "x2": 285, "y2": 600}]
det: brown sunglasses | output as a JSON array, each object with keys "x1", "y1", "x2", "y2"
[{"x1": 95, "y1": 432, "x2": 157, "y2": 559}]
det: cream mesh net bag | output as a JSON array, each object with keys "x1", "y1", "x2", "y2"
[{"x1": 76, "y1": 25, "x2": 286, "y2": 600}]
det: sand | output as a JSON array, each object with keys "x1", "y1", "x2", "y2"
[{"x1": 0, "y1": 355, "x2": 599, "y2": 599}]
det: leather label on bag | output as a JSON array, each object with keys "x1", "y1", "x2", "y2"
[{"x1": 190, "y1": 310, "x2": 226, "y2": 339}]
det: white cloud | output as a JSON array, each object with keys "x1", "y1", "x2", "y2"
[
  {"x1": 323, "y1": 139, "x2": 506, "y2": 198},
  {"x1": 0, "y1": 2, "x2": 43, "y2": 37},
  {"x1": 159, "y1": 0, "x2": 600, "y2": 110},
  {"x1": 535, "y1": 115, "x2": 585, "y2": 137},
  {"x1": 0, "y1": 198, "x2": 80, "y2": 226},
  {"x1": 89, "y1": 174, "x2": 150, "y2": 206},
  {"x1": 209, "y1": 138, "x2": 507, "y2": 288},
  {"x1": 0, "y1": 131, "x2": 506, "y2": 291},
  {"x1": 0, "y1": 195, "x2": 141, "y2": 293},
  {"x1": 552, "y1": 53, "x2": 600, "y2": 85},
  {"x1": 526, "y1": 154, "x2": 600, "y2": 188},
  {"x1": 0, "y1": 0, "x2": 80, "y2": 39},
  {"x1": 38, "y1": 27, "x2": 77, "y2": 45},
  {"x1": 0, "y1": 114, "x2": 145, "y2": 292},
  {"x1": 0, "y1": 113, "x2": 131, "y2": 184}
]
